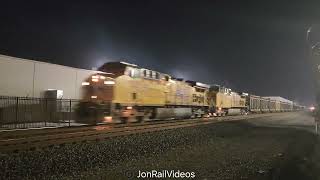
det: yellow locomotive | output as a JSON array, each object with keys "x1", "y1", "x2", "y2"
[
  {"x1": 81, "y1": 62, "x2": 210, "y2": 123},
  {"x1": 207, "y1": 85, "x2": 247, "y2": 116}
]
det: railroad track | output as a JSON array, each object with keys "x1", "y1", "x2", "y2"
[
  {"x1": 0, "y1": 118, "x2": 202, "y2": 140},
  {"x1": 0, "y1": 113, "x2": 287, "y2": 153}
]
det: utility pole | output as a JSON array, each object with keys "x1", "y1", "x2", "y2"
[{"x1": 307, "y1": 26, "x2": 320, "y2": 133}]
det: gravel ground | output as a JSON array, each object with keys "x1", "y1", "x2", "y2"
[{"x1": 0, "y1": 112, "x2": 320, "y2": 180}]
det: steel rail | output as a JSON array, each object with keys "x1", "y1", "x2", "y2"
[{"x1": 0, "y1": 113, "x2": 288, "y2": 153}]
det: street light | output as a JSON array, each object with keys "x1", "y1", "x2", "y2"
[
  {"x1": 306, "y1": 26, "x2": 320, "y2": 52},
  {"x1": 306, "y1": 26, "x2": 320, "y2": 48},
  {"x1": 307, "y1": 26, "x2": 312, "y2": 41}
]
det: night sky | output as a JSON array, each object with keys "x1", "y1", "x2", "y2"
[{"x1": 1, "y1": 0, "x2": 319, "y2": 105}]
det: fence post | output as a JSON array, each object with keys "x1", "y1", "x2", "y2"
[
  {"x1": 15, "y1": 97, "x2": 19, "y2": 129},
  {"x1": 69, "y1": 99, "x2": 71, "y2": 127}
]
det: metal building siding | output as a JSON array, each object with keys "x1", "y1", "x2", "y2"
[
  {"x1": 33, "y1": 62, "x2": 77, "y2": 99},
  {"x1": 0, "y1": 54, "x2": 99, "y2": 99},
  {"x1": 0, "y1": 55, "x2": 34, "y2": 97}
]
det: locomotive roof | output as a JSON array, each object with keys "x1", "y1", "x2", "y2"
[
  {"x1": 103, "y1": 61, "x2": 173, "y2": 77},
  {"x1": 186, "y1": 80, "x2": 210, "y2": 88}
]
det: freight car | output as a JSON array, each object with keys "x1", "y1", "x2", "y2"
[
  {"x1": 246, "y1": 95, "x2": 261, "y2": 113},
  {"x1": 80, "y1": 62, "x2": 209, "y2": 123},
  {"x1": 293, "y1": 103, "x2": 305, "y2": 110},
  {"x1": 265, "y1": 96, "x2": 293, "y2": 112},
  {"x1": 280, "y1": 101, "x2": 293, "y2": 111},
  {"x1": 244, "y1": 94, "x2": 295, "y2": 113}
]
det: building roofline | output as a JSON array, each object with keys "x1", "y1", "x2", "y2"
[{"x1": 0, "y1": 54, "x2": 104, "y2": 73}]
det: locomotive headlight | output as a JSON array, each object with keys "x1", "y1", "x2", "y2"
[
  {"x1": 92, "y1": 75, "x2": 99, "y2": 82},
  {"x1": 91, "y1": 96, "x2": 97, "y2": 99},
  {"x1": 81, "y1": 82, "x2": 90, "y2": 86},
  {"x1": 104, "y1": 116, "x2": 113, "y2": 123},
  {"x1": 104, "y1": 80, "x2": 115, "y2": 85}
]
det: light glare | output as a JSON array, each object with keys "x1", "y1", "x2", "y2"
[
  {"x1": 104, "y1": 80, "x2": 115, "y2": 85},
  {"x1": 82, "y1": 82, "x2": 90, "y2": 86}
]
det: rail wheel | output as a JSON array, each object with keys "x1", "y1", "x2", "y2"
[
  {"x1": 120, "y1": 117, "x2": 128, "y2": 124},
  {"x1": 136, "y1": 116, "x2": 144, "y2": 123}
]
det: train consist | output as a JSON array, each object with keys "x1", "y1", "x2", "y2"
[{"x1": 80, "y1": 62, "x2": 304, "y2": 123}]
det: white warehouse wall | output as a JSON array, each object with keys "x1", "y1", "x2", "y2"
[
  {"x1": 34, "y1": 62, "x2": 78, "y2": 99},
  {"x1": 0, "y1": 55, "x2": 34, "y2": 97},
  {"x1": 0, "y1": 54, "x2": 101, "y2": 99}
]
